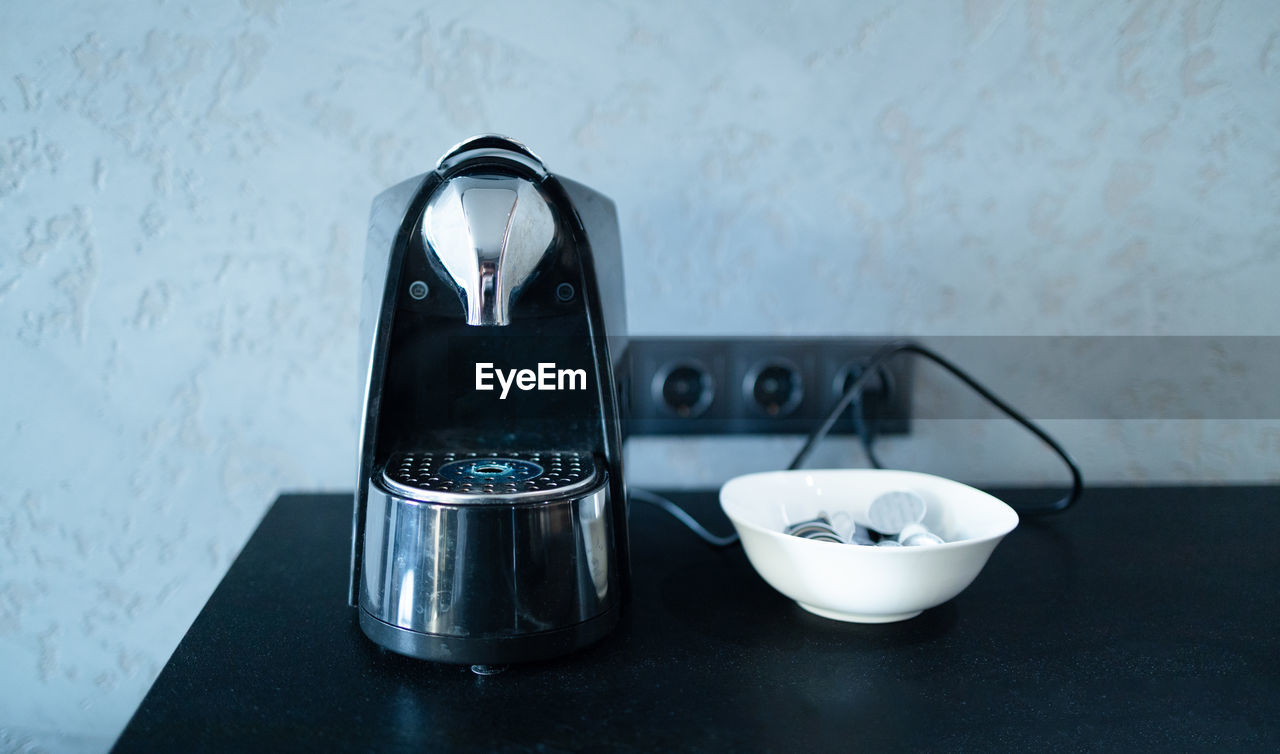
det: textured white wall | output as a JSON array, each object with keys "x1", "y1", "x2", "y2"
[{"x1": 3, "y1": 0, "x2": 1279, "y2": 750}]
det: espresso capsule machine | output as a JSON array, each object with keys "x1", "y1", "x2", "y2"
[{"x1": 350, "y1": 135, "x2": 629, "y2": 666}]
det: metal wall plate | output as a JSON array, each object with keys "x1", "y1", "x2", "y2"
[{"x1": 623, "y1": 337, "x2": 913, "y2": 436}]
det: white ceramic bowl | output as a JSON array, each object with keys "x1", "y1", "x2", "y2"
[{"x1": 720, "y1": 469, "x2": 1018, "y2": 623}]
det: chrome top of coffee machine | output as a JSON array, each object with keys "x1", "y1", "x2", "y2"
[{"x1": 350, "y1": 135, "x2": 629, "y2": 665}]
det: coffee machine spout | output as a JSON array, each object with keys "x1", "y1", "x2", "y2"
[{"x1": 421, "y1": 175, "x2": 556, "y2": 326}]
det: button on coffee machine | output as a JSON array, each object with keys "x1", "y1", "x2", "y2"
[{"x1": 350, "y1": 136, "x2": 630, "y2": 665}]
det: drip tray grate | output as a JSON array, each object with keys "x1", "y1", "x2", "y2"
[{"x1": 380, "y1": 450, "x2": 599, "y2": 502}]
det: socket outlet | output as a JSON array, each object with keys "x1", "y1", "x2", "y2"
[{"x1": 623, "y1": 338, "x2": 912, "y2": 436}]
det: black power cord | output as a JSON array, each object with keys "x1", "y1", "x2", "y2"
[
  {"x1": 790, "y1": 341, "x2": 1083, "y2": 515},
  {"x1": 849, "y1": 390, "x2": 885, "y2": 470},
  {"x1": 634, "y1": 340, "x2": 1084, "y2": 546},
  {"x1": 629, "y1": 488, "x2": 739, "y2": 548}
]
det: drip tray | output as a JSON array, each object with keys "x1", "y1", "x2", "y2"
[{"x1": 379, "y1": 450, "x2": 600, "y2": 504}]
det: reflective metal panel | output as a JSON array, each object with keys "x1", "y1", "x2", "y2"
[{"x1": 360, "y1": 476, "x2": 616, "y2": 638}]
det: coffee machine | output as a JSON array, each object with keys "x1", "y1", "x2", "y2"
[{"x1": 349, "y1": 135, "x2": 629, "y2": 666}]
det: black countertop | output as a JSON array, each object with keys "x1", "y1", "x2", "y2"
[{"x1": 115, "y1": 486, "x2": 1280, "y2": 752}]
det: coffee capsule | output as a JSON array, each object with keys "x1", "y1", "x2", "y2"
[
  {"x1": 828, "y1": 511, "x2": 877, "y2": 545},
  {"x1": 785, "y1": 518, "x2": 843, "y2": 543},
  {"x1": 898, "y1": 522, "x2": 945, "y2": 547},
  {"x1": 867, "y1": 490, "x2": 927, "y2": 535}
]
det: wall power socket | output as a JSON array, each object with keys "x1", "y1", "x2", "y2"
[{"x1": 623, "y1": 338, "x2": 912, "y2": 437}]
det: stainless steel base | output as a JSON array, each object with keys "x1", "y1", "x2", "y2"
[
  {"x1": 358, "y1": 605, "x2": 620, "y2": 665},
  {"x1": 356, "y1": 455, "x2": 621, "y2": 663}
]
